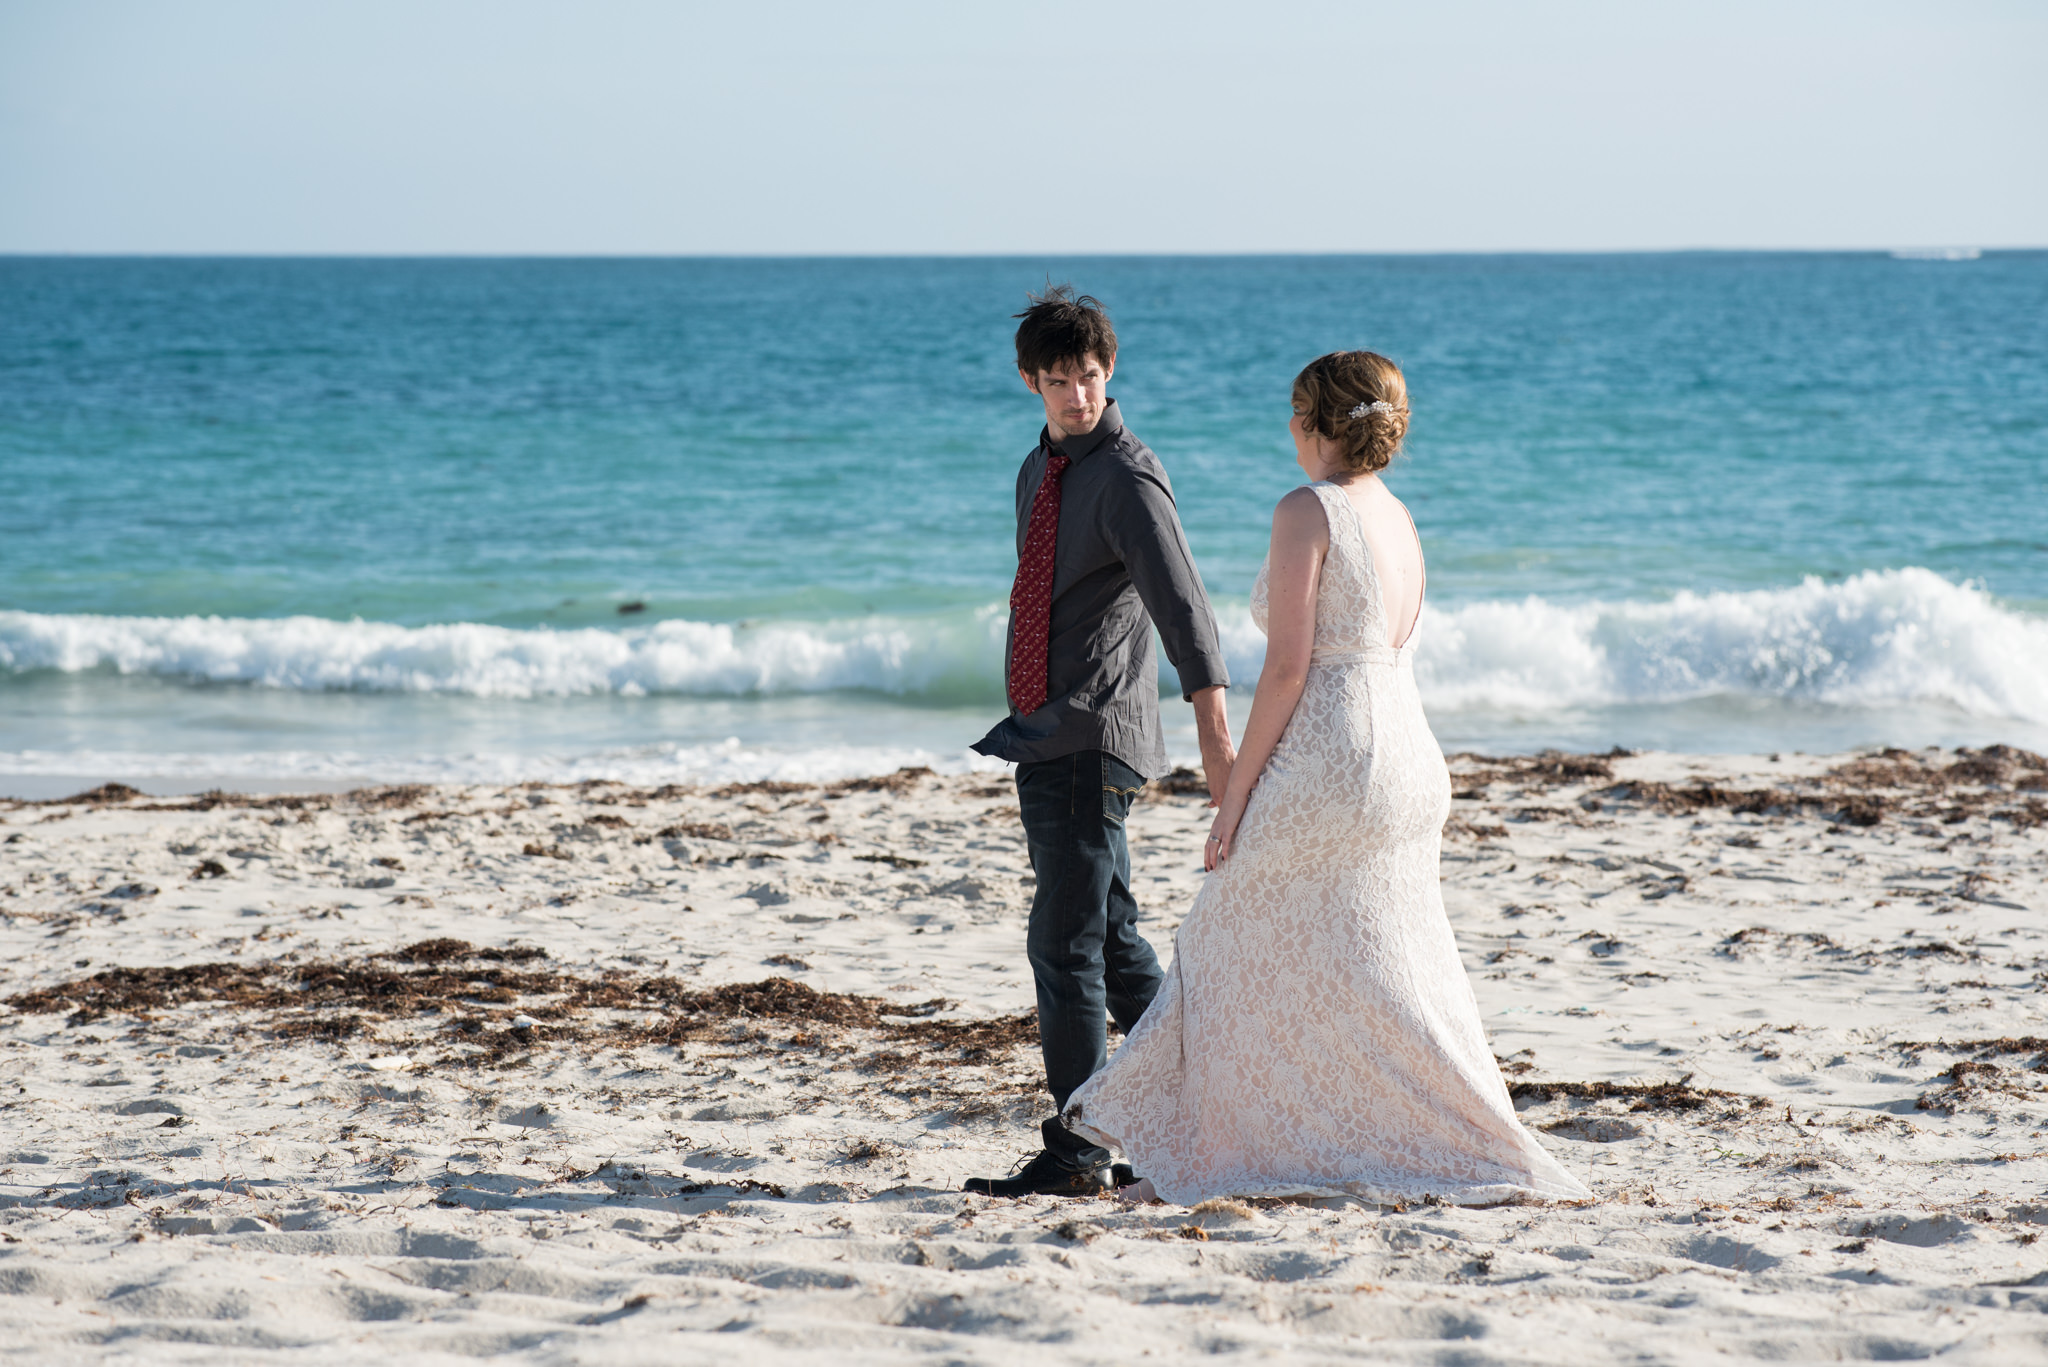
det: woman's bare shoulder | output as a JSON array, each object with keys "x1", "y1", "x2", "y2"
[{"x1": 1272, "y1": 484, "x2": 1330, "y2": 536}]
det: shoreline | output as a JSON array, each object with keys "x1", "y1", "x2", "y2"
[
  {"x1": 3, "y1": 746, "x2": 2047, "y2": 1360},
  {"x1": 0, "y1": 775, "x2": 375, "y2": 803}
]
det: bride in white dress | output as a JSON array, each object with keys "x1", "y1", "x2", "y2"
[{"x1": 1064, "y1": 351, "x2": 1591, "y2": 1207}]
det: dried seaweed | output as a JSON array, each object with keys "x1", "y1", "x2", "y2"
[
  {"x1": 381, "y1": 938, "x2": 548, "y2": 965},
  {"x1": 1827, "y1": 745, "x2": 2048, "y2": 793},
  {"x1": 5, "y1": 945, "x2": 1035, "y2": 1072},
  {"x1": 711, "y1": 781, "x2": 817, "y2": 798},
  {"x1": 1593, "y1": 780, "x2": 1864, "y2": 823},
  {"x1": 657, "y1": 821, "x2": 736, "y2": 841},
  {"x1": 39, "y1": 783, "x2": 146, "y2": 806},
  {"x1": 1720, "y1": 928, "x2": 1845, "y2": 954},
  {"x1": 1509, "y1": 1079, "x2": 1747, "y2": 1113},
  {"x1": 1912, "y1": 1056, "x2": 2029, "y2": 1113},
  {"x1": 348, "y1": 784, "x2": 435, "y2": 810},
  {"x1": 15, "y1": 780, "x2": 447, "y2": 816},
  {"x1": 828, "y1": 767, "x2": 936, "y2": 796},
  {"x1": 1148, "y1": 767, "x2": 1210, "y2": 797},
  {"x1": 1896, "y1": 1036, "x2": 2048, "y2": 1057},
  {"x1": 1447, "y1": 750, "x2": 1628, "y2": 790},
  {"x1": 1591, "y1": 746, "x2": 2048, "y2": 829}
]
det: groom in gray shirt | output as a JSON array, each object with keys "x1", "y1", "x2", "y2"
[{"x1": 966, "y1": 286, "x2": 1234, "y2": 1198}]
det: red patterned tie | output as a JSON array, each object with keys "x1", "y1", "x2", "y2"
[{"x1": 1007, "y1": 452, "x2": 1070, "y2": 714}]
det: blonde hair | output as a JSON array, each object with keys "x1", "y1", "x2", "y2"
[{"x1": 1291, "y1": 350, "x2": 1410, "y2": 475}]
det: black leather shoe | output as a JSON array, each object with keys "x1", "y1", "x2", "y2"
[
  {"x1": 963, "y1": 1148, "x2": 1111, "y2": 1198},
  {"x1": 1111, "y1": 1163, "x2": 1139, "y2": 1189}
]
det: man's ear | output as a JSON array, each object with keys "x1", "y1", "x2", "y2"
[
  {"x1": 1020, "y1": 368, "x2": 1042, "y2": 396},
  {"x1": 1100, "y1": 354, "x2": 1115, "y2": 383}
]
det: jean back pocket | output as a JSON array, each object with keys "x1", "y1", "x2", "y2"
[{"x1": 1101, "y1": 754, "x2": 1144, "y2": 827}]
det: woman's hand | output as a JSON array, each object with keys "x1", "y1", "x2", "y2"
[{"x1": 1205, "y1": 795, "x2": 1247, "y2": 872}]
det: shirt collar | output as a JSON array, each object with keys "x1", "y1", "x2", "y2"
[{"x1": 1043, "y1": 398, "x2": 1124, "y2": 464}]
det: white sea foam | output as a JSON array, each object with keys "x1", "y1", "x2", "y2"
[
  {"x1": 4, "y1": 569, "x2": 2044, "y2": 724},
  {"x1": 1212, "y1": 567, "x2": 2047, "y2": 724},
  {"x1": 1417, "y1": 568, "x2": 2048, "y2": 720},
  {"x1": 0, "y1": 606, "x2": 1007, "y2": 702}
]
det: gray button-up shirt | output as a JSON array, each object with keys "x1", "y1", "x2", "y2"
[{"x1": 973, "y1": 399, "x2": 1230, "y2": 778}]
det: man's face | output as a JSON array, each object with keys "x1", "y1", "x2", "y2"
[{"x1": 1022, "y1": 353, "x2": 1114, "y2": 441}]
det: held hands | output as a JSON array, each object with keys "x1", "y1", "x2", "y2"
[{"x1": 1193, "y1": 685, "x2": 1241, "y2": 870}]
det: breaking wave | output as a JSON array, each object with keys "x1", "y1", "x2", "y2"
[
  {"x1": 1409, "y1": 567, "x2": 2048, "y2": 721},
  {"x1": 0, "y1": 606, "x2": 1010, "y2": 704},
  {"x1": 3, "y1": 569, "x2": 2044, "y2": 724}
]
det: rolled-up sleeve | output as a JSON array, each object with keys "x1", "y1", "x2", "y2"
[{"x1": 1105, "y1": 469, "x2": 1230, "y2": 699}]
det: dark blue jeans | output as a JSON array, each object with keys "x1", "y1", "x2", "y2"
[{"x1": 1016, "y1": 750, "x2": 1163, "y2": 1167}]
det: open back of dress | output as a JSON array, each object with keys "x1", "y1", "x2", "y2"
[{"x1": 1065, "y1": 482, "x2": 1591, "y2": 1205}]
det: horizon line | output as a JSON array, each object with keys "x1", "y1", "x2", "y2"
[{"x1": 1, "y1": 245, "x2": 2039, "y2": 262}]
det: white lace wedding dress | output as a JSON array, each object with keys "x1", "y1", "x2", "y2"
[{"x1": 1064, "y1": 481, "x2": 1592, "y2": 1206}]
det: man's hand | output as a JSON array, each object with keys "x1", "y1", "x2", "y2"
[{"x1": 1190, "y1": 686, "x2": 1236, "y2": 808}]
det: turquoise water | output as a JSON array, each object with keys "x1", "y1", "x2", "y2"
[{"x1": 3, "y1": 254, "x2": 2045, "y2": 788}]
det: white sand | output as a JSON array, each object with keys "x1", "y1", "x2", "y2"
[{"x1": 3, "y1": 748, "x2": 2047, "y2": 1363}]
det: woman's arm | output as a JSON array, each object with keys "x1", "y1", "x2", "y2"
[{"x1": 1206, "y1": 488, "x2": 1328, "y2": 870}]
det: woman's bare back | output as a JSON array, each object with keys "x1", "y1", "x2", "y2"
[{"x1": 1331, "y1": 475, "x2": 1424, "y2": 649}]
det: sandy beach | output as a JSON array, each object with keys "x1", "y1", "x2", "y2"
[{"x1": 3, "y1": 745, "x2": 2047, "y2": 1363}]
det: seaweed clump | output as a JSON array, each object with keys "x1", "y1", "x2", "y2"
[
  {"x1": 1591, "y1": 745, "x2": 2048, "y2": 829},
  {"x1": 5, "y1": 940, "x2": 1037, "y2": 1074},
  {"x1": 1509, "y1": 1078, "x2": 1748, "y2": 1113}
]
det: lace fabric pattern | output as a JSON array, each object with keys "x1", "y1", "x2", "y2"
[{"x1": 1064, "y1": 482, "x2": 1593, "y2": 1206}]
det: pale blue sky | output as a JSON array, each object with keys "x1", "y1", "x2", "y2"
[{"x1": 2, "y1": 0, "x2": 2041, "y2": 253}]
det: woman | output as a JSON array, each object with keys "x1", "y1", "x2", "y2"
[{"x1": 1063, "y1": 351, "x2": 1591, "y2": 1207}]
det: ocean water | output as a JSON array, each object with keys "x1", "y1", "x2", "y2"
[{"x1": 3, "y1": 254, "x2": 2045, "y2": 791}]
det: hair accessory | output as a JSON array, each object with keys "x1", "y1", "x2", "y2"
[{"x1": 1349, "y1": 401, "x2": 1395, "y2": 420}]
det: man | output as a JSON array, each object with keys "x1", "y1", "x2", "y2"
[{"x1": 965, "y1": 286, "x2": 1235, "y2": 1198}]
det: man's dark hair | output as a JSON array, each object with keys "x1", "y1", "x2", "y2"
[{"x1": 1013, "y1": 284, "x2": 1117, "y2": 377}]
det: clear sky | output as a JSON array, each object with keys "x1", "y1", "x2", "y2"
[{"x1": 1, "y1": 0, "x2": 2041, "y2": 254}]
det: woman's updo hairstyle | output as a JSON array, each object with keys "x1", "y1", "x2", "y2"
[{"x1": 1291, "y1": 350, "x2": 1410, "y2": 475}]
